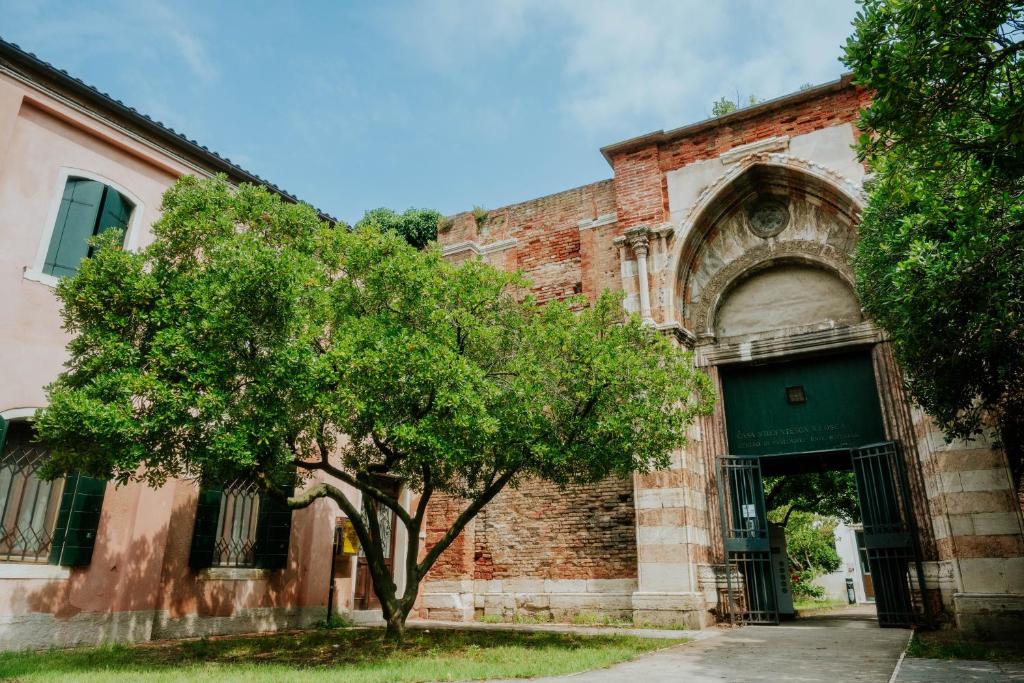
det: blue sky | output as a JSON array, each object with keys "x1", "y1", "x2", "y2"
[{"x1": 1, "y1": 1, "x2": 859, "y2": 223}]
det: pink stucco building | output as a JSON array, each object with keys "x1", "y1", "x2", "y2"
[{"x1": 0, "y1": 39, "x2": 406, "y2": 648}]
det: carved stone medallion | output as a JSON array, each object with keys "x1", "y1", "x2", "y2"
[{"x1": 746, "y1": 198, "x2": 790, "y2": 239}]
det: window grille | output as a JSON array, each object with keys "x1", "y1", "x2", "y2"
[
  {"x1": 213, "y1": 479, "x2": 262, "y2": 567},
  {"x1": 0, "y1": 422, "x2": 64, "y2": 563},
  {"x1": 360, "y1": 500, "x2": 394, "y2": 560}
]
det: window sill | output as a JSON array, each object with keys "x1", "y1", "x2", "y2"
[
  {"x1": 197, "y1": 567, "x2": 270, "y2": 581},
  {"x1": 22, "y1": 268, "x2": 60, "y2": 289},
  {"x1": 0, "y1": 562, "x2": 71, "y2": 580}
]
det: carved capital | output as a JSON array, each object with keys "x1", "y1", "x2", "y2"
[{"x1": 624, "y1": 225, "x2": 651, "y2": 256}]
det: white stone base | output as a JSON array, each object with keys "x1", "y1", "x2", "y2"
[
  {"x1": 954, "y1": 593, "x2": 1024, "y2": 639},
  {"x1": 152, "y1": 606, "x2": 324, "y2": 640},
  {"x1": 631, "y1": 591, "x2": 710, "y2": 629},
  {"x1": 419, "y1": 578, "x2": 638, "y2": 622},
  {"x1": 0, "y1": 609, "x2": 158, "y2": 651},
  {"x1": 0, "y1": 606, "x2": 326, "y2": 651}
]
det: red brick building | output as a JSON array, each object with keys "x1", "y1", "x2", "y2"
[{"x1": 423, "y1": 75, "x2": 1024, "y2": 633}]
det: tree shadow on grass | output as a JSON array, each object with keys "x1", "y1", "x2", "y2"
[{"x1": 0, "y1": 628, "x2": 666, "y2": 678}]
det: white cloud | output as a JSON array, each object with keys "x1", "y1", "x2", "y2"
[{"x1": 388, "y1": 0, "x2": 857, "y2": 135}]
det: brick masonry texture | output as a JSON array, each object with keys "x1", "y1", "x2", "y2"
[
  {"x1": 426, "y1": 84, "x2": 874, "y2": 591},
  {"x1": 472, "y1": 477, "x2": 637, "y2": 580},
  {"x1": 425, "y1": 476, "x2": 637, "y2": 583}
]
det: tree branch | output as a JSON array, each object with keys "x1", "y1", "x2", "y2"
[
  {"x1": 417, "y1": 467, "x2": 517, "y2": 577},
  {"x1": 291, "y1": 456, "x2": 412, "y2": 525}
]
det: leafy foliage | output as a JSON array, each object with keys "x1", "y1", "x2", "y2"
[
  {"x1": 711, "y1": 94, "x2": 762, "y2": 117},
  {"x1": 764, "y1": 471, "x2": 859, "y2": 524},
  {"x1": 354, "y1": 206, "x2": 444, "y2": 250},
  {"x1": 769, "y1": 509, "x2": 842, "y2": 600},
  {"x1": 36, "y1": 176, "x2": 714, "y2": 639},
  {"x1": 843, "y1": 0, "x2": 1024, "y2": 481}
]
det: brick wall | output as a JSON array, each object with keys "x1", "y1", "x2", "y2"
[
  {"x1": 607, "y1": 85, "x2": 871, "y2": 231},
  {"x1": 442, "y1": 180, "x2": 616, "y2": 304},
  {"x1": 423, "y1": 476, "x2": 637, "y2": 584},
  {"x1": 472, "y1": 477, "x2": 637, "y2": 580}
]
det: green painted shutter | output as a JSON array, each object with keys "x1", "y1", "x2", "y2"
[
  {"x1": 43, "y1": 179, "x2": 104, "y2": 278},
  {"x1": 253, "y1": 487, "x2": 294, "y2": 570},
  {"x1": 94, "y1": 187, "x2": 133, "y2": 240},
  {"x1": 189, "y1": 488, "x2": 223, "y2": 569},
  {"x1": 48, "y1": 472, "x2": 108, "y2": 566},
  {"x1": 0, "y1": 417, "x2": 7, "y2": 453}
]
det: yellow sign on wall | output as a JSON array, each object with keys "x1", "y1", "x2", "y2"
[{"x1": 339, "y1": 518, "x2": 360, "y2": 555}]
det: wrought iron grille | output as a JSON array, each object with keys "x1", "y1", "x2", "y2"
[
  {"x1": 727, "y1": 552, "x2": 779, "y2": 625},
  {"x1": 0, "y1": 421, "x2": 64, "y2": 563},
  {"x1": 360, "y1": 500, "x2": 394, "y2": 559},
  {"x1": 852, "y1": 442, "x2": 928, "y2": 627},
  {"x1": 212, "y1": 479, "x2": 261, "y2": 567}
]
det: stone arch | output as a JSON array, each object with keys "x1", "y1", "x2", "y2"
[
  {"x1": 669, "y1": 154, "x2": 866, "y2": 339},
  {"x1": 712, "y1": 259, "x2": 862, "y2": 339}
]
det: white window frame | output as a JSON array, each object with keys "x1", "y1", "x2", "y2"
[
  {"x1": 24, "y1": 167, "x2": 146, "y2": 288},
  {"x1": 0, "y1": 407, "x2": 71, "y2": 580}
]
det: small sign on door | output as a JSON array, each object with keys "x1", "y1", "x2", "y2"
[{"x1": 742, "y1": 504, "x2": 756, "y2": 518}]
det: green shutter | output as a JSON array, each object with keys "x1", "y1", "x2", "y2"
[
  {"x1": 0, "y1": 417, "x2": 7, "y2": 454},
  {"x1": 94, "y1": 187, "x2": 133, "y2": 240},
  {"x1": 48, "y1": 472, "x2": 108, "y2": 566},
  {"x1": 254, "y1": 487, "x2": 294, "y2": 570},
  {"x1": 189, "y1": 488, "x2": 223, "y2": 569},
  {"x1": 43, "y1": 179, "x2": 104, "y2": 278}
]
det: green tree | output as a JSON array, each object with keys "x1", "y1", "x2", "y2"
[
  {"x1": 769, "y1": 509, "x2": 842, "y2": 600},
  {"x1": 711, "y1": 94, "x2": 762, "y2": 117},
  {"x1": 843, "y1": 0, "x2": 1024, "y2": 487},
  {"x1": 355, "y1": 206, "x2": 444, "y2": 250},
  {"x1": 764, "y1": 471, "x2": 859, "y2": 526},
  {"x1": 36, "y1": 176, "x2": 714, "y2": 641}
]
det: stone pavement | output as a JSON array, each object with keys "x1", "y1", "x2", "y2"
[
  {"x1": 895, "y1": 657, "x2": 1024, "y2": 681},
  {"x1": 492, "y1": 608, "x2": 912, "y2": 682}
]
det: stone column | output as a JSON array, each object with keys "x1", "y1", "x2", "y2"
[{"x1": 625, "y1": 226, "x2": 654, "y2": 323}]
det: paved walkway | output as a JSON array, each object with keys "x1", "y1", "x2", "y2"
[
  {"x1": 495, "y1": 608, "x2": 911, "y2": 682},
  {"x1": 895, "y1": 657, "x2": 1024, "y2": 681}
]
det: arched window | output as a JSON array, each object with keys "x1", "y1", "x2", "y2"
[
  {"x1": 0, "y1": 417, "x2": 108, "y2": 566},
  {"x1": 41, "y1": 176, "x2": 135, "y2": 278},
  {"x1": 0, "y1": 419, "x2": 63, "y2": 562}
]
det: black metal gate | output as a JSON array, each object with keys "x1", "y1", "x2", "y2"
[
  {"x1": 852, "y1": 441, "x2": 929, "y2": 627},
  {"x1": 717, "y1": 456, "x2": 778, "y2": 625}
]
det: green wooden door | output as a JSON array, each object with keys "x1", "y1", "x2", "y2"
[{"x1": 720, "y1": 351, "x2": 886, "y2": 456}]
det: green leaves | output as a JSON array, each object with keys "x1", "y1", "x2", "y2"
[
  {"x1": 845, "y1": 0, "x2": 1024, "y2": 456},
  {"x1": 354, "y1": 207, "x2": 444, "y2": 250},
  {"x1": 37, "y1": 176, "x2": 713, "y2": 504}
]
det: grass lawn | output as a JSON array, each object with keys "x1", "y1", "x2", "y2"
[
  {"x1": 0, "y1": 627, "x2": 686, "y2": 683},
  {"x1": 906, "y1": 630, "x2": 1024, "y2": 662},
  {"x1": 792, "y1": 598, "x2": 848, "y2": 613}
]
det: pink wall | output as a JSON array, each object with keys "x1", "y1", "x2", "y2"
[{"x1": 0, "y1": 70, "x2": 345, "y2": 645}]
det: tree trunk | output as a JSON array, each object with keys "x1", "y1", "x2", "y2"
[{"x1": 384, "y1": 607, "x2": 406, "y2": 643}]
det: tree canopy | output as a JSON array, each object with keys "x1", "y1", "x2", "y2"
[
  {"x1": 354, "y1": 206, "x2": 444, "y2": 250},
  {"x1": 36, "y1": 176, "x2": 714, "y2": 639},
  {"x1": 843, "y1": 0, "x2": 1024, "y2": 485},
  {"x1": 764, "y1": 471, "x2": 859, "y2": 526}
]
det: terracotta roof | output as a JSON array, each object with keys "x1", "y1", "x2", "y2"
[{"x1": 0, "y1": 37, "x2": 337, "y2": 223}]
